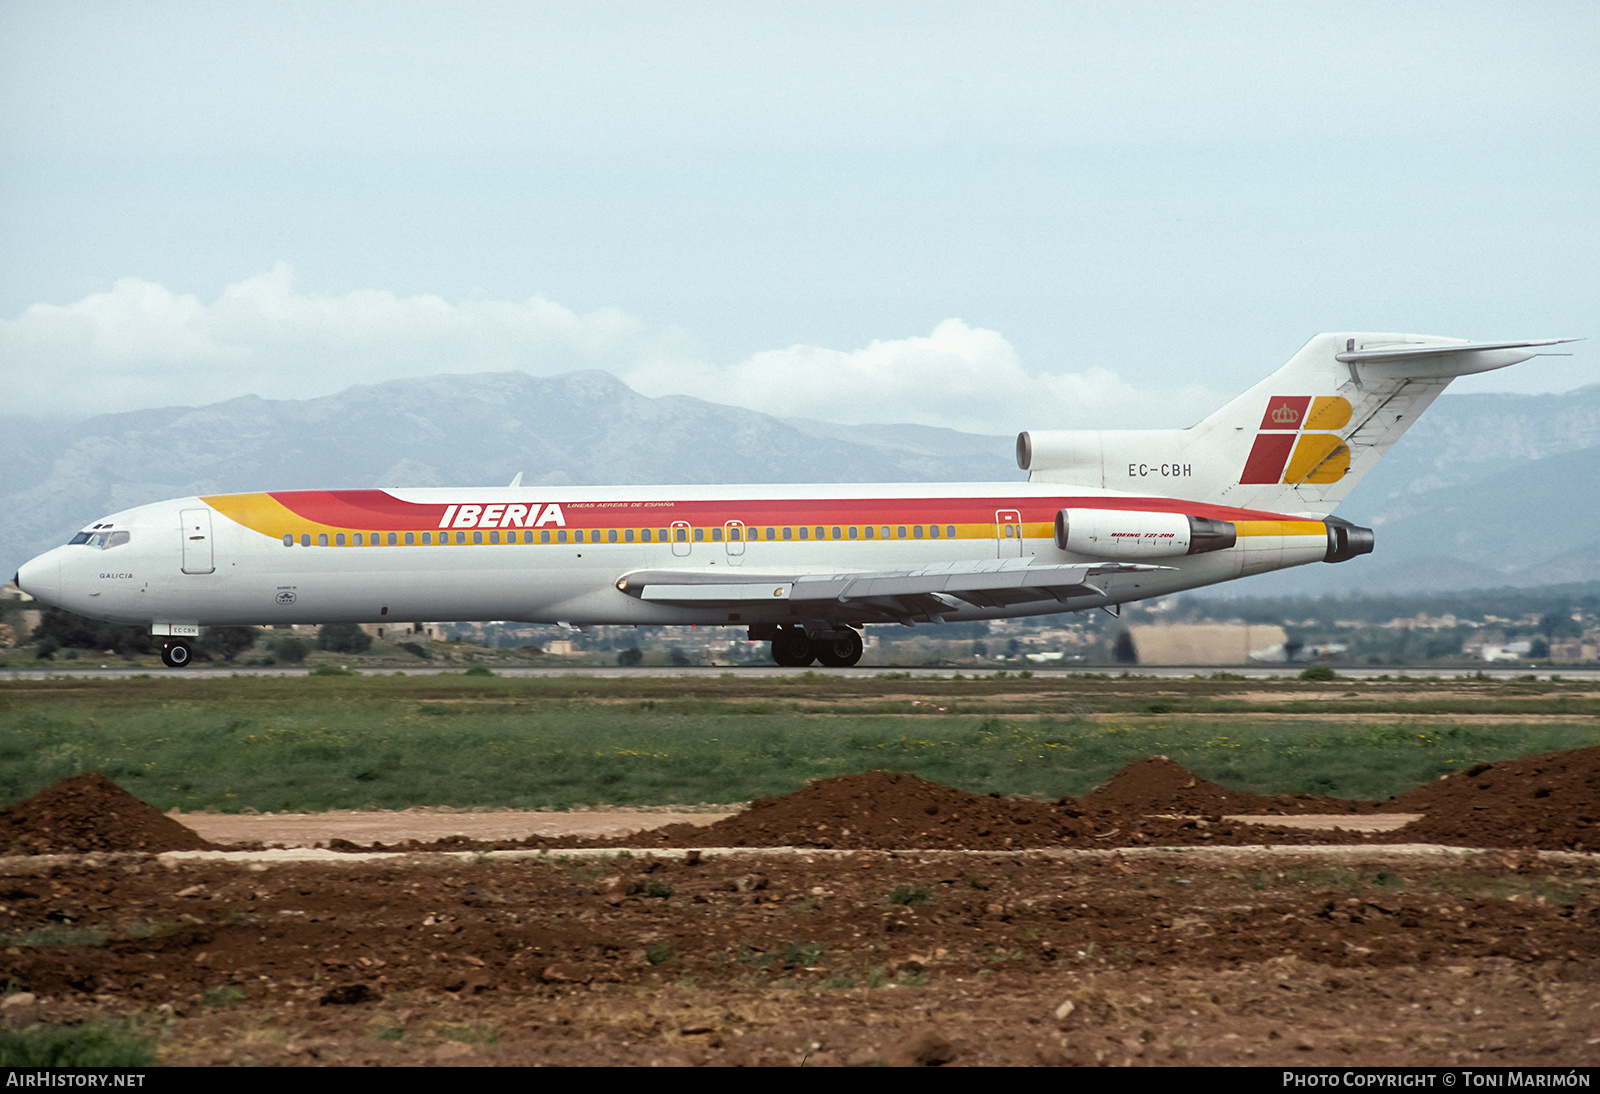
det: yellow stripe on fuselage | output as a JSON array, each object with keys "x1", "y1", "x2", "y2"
[
  {"x1": 1233, "y1": 520, "x2": 1326, "y2": 538},
  {"x1": 202, "y1": 493, "x2": 331, "y2": 540}
]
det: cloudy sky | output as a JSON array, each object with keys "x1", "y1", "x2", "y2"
[{"x1": 2, "y1": 1, "x2": 1595, "y2": 434}]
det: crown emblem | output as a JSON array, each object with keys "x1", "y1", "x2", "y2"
[{"x1": 1270, "y1": 405, "x2": 1300, "y2": 425}]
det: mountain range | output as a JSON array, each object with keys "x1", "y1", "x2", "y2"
[{"x1": 4, "y1": 371, "x2": 1597, "y2": 596}]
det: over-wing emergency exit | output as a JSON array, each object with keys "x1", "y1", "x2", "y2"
[{"x1": 14, "y1": 332, "x2": 1576, "y2": 667}]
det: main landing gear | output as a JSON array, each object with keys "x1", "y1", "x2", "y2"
[
  {"x1": 160, "y1": 639, "x2": 193, "y2": 669},
  {"x1": 769, "y1": 627, "x2": 863, "y2": 668}
]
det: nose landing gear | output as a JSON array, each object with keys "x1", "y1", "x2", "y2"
[{"x1": 160, "y1": 639, "x2": 193, "y2": 669}]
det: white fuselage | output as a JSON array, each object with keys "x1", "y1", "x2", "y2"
[{"x1": 16, "y1": 480, "x2": 1331, "y2": 634}]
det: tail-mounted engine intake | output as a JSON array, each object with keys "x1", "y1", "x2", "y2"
[
  {"x1": 1323, "y1": 517, "x2": 1375, "y2": 564},
  {"x1": 1054, "y1": 508, "x2": 1236, "y2": 559}
]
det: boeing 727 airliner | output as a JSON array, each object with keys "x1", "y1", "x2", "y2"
[{"x1": 14, "y1": 332, "x2": 1576, "y2": 667}]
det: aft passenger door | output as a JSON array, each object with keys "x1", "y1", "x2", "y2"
[
  {"x1": 995, "y1": 509, "x2": 1022, "y2": 558},
  {"x1": 180, "y1": 509, "x2": 216, "y2": 574},
  {"x1": 671, "y1": 520, "x2": 691, "y2": 558}
]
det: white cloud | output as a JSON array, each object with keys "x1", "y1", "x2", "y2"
[
  {"x1": 623, "y1": 318, "x2": 1159, "y2": 434},
  {"x1": 1, "y1": 266, "x2": 1205, "y2": 434}
]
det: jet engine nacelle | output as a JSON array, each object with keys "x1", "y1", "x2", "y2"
[
  {"x1": 1323, "y1": 517, "x2": 1375, "y2": 564},
  {"x1": 1054, "y1": 508, "x2": 1237, "y2": 559},
  {"x1": 1017, "y1": 429, "x2": 1191, "y2": 488}
]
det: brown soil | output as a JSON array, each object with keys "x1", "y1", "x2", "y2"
[
  {"x1": 617, "y1": 768, "x2": 1377, "y2": 852},
  {"x1": 1384, "y1": 746, "x2": 1600, "y2": 852},
  {"x1": 0, "y1": 772, "x2": 216, "y2": 855},
  {"x1": 3, "y1": 753, "x2": 1598, "y2": 1066}
]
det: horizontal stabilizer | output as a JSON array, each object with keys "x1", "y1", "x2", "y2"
[{"x1": 1334, "y1": 338, "x2": 1578, "y2": 364}]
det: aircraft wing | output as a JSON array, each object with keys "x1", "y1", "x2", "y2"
[{"x1": 617, "y1": 558, "x2": 1168, "y2": 622}]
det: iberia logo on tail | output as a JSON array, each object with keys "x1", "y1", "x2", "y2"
[{"x1": 1240, "y1": 396, "x2": 1353, "y2": 485}]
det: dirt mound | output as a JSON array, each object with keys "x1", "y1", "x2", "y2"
[
  {"x1": 634, "y1": 770, "x2": 1094, "y2": 850},
  {"x1": 1080, "y1": 755, "x2": 1373, "y2": 816},
  {"x1": 616, "y1": 768, "x2": 1369, "y2": 851},
  {"x1": 1386, "y1": 746, "x2": 1600, "y2": 851},
  {"x1": 0, "y1": 772, "x2": 216, "y2": 855}
]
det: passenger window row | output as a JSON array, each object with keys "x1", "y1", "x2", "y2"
[{"x1": 280, "y1": 524, "x2": 965, "y2": 546}]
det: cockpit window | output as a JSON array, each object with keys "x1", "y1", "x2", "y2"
[
  {"x1": 79, "y1": 531, "x2": 131, "y2": 549},
  {"x1": 69, "y1": 532, "x2": 91, "y2": 545}
]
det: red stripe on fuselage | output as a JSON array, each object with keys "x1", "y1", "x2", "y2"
[{"x1": 261, "y1": 489, "x2": 1308, "y2": 530}]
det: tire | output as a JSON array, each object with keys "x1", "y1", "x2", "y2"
[
  {"x1": 814, "y1": 629, "x2": 864, "y2": 668},
  {"x1": 161, "y1": 639, "x2": 193, "y2": 669},
  {"x1": 770, "y1": 629, "x2": 815, "y2": 667}
]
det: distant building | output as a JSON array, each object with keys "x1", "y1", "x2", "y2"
[
  {"x1": 1121, "y1": 624, "x2": 1289, "y2": 666},
  {"x1": 356, "y1": 622, "x2": 438, "y2": 641}
]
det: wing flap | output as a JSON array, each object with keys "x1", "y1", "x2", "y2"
[{"x1": 624, "y1": 559, "x2": 1164, "y2": 609}]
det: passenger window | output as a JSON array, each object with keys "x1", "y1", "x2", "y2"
[
  {"x1": 371, "y1": 532, "x2": 380, "y2": 545},
  {"x1": 799, "y1": 527, "x2": 809, "y2": 540},
  {"x1": 422, "y1": 532, "x2": 432, "y2": 545},
  {"x1": 675, "y1": 527, "x2": 687, "y2": 542},
  {"x1": 897, "y1": 526, "x2": 906, "y2": 539},
  {"x1": 782, "y1": 527, "x2": 792, "y2": 540},
  {"x1": 473, "y1": 531, "x2": 483, "y2": 544},
  {"x1": 882, "y1": 526, "x2": 891, "y2": 539},
  {"x1": 283, "y1": 534, "x2": 293, "y2": 547},
  {"x1": 849, "y1": 526, "x2": 857, "y2": 539},
  {"x1": 831, "y1": 526, "x2": 841, "y2": 539},
  {"x1": 335, "y1": 533, "x2": 346, "y2": 546},
  {"x1": 928, "y1": 525, "x2": 939, "y2": 539},
  {"x1": 388, "y1": 532, "x2": 398, "y2": 546},
  {"x1": 914, "y1": 526, "x2": 923, "y2": 539},
  {"x1": 401, "y1": 532, "x2": 411, "y2": 545},
  {"x1": 947, "y1": 525, "x2": 956, "y2": 538},
  {"x1": 694, "y1": 527, "x2": 704, "y2": 541},
  {"x1": 728, "y1": 526, "x2": 741, "y2": 541},
  {"x1": 353, "y1": 534, "x2": 363, "y2": 546},
  {"x1": 712, "y1": 528, "x2": 723, "y2": 542},
  {"x1": 301, "y1": 534, "x2": 311, "y2": 547},
  {"x1": 317, "y1": 533, "x2": 329, "y2": 546},
  {"x1": 541, "y1": 530, "x2": 551, "y2": 544},
  {"x1": 608, "y1": 529, "x2": 618, "y2": 543},
  {"x1": 456, "y1": 531, "x2": 467, "y2": 544},
  {"x1": 557, "y1": 530, "x2": 567, "y2": 544},
  {"x1": 641, "y1": 529, "x2": 651, "y2": 542},
  {"x1": 766, "y1": 527, "x2": 776, "y2": 541},
  {"x1": 814, "y1": 526, "x2": 824, "y2": 540}
]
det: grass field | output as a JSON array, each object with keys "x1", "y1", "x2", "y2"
[{"x1": 2, "y1": 672, "x2": 1597, "y2": 811}]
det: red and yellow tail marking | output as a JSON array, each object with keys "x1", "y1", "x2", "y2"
[{"x1": 1241, "y1": 395, "x2": 1352, "y2": 485}]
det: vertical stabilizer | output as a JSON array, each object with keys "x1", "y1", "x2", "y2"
[{"x1": 1018, "y1": 333, "x2": 1575, "y2": 516}]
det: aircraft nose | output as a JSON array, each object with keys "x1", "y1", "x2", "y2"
[{"x1": 15, "y1": 552, "x2": 60, "y2": 604}]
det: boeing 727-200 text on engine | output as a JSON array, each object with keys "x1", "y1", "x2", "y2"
[{"x1": 14, "y1": 332, "x2": 1576, "y2": 667}]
